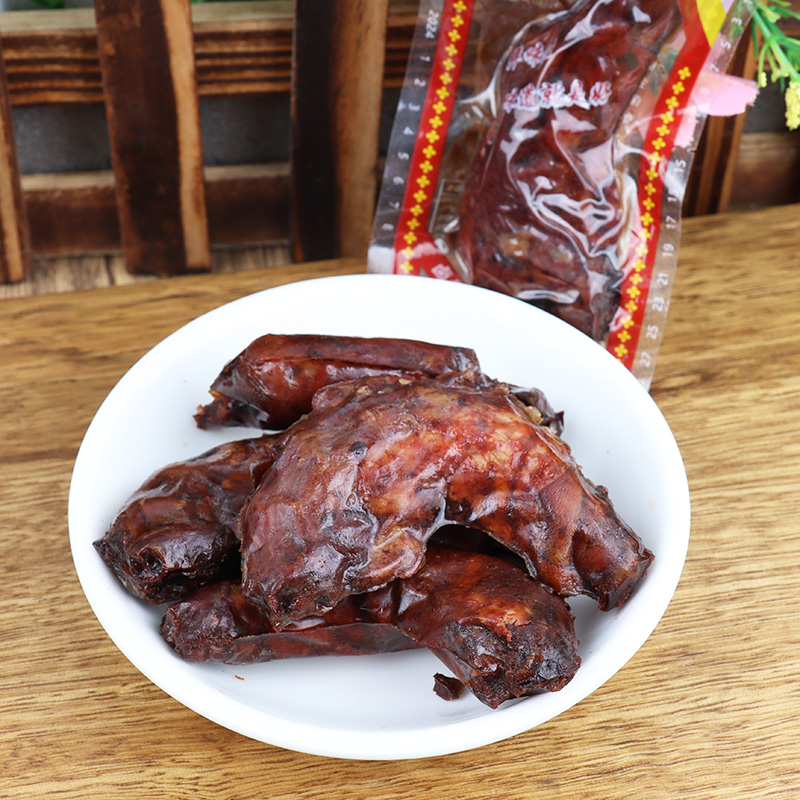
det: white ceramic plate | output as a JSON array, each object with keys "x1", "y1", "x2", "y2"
[{"x1": 68, "y1": 274, "x2": 690, "y2": 760}]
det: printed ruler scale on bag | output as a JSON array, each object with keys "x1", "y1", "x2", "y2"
[
  {"x1": 607, "y1": 0, "x2": 734, "y2": 372},
  {"x1": 391, "y1": 0, "x2": 473, "y2": 280},
  {"x1": 393, "y1": 0, "x2": 736, "y2": 372}
]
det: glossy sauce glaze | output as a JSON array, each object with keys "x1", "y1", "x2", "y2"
[
  {"x1": 455, "y1": 0, "x2": 681, "y2": 340},
  {"x1": 195, "y1": 333, "x2": 480, "y2": 430},
  {"x1": 240, "y1": 375, "x2": 651, "y2": 625},
  {"x1": 94, "y1": 435, "x2": 282, "y2": 603}
]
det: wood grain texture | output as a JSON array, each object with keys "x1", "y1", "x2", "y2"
[
  {"x1": 330, "y1": 0, "x2": 390, "y2": 259},
  {"x1": 289, "y1": 0, "x2": 337, "y2": 262},
  {"x1": 94, "y1": 0, "x2": 210, "y2": 276},
  {"x1": 20, "y1": 164, "x2": 289, "y2": 257},
  {"x1": 0, "y1": 3, "x2": 415, "y2": 106},
  {"x1": 1, "y1": 207, "x2": 799, "y2": 798},
  {"x1": 0, "y1": 39, "x2": 31, "y2": 282},
  {"x1": 684, "y1": 31, "x2": 756, "y2": 217},
  {"x1": 290, "y1": 0, "x2": 389, "y2": 262},
  {"x1": 0, "y1": 243, "x2": 292, "y2": 301},
  {"x1": 727, "y1": 131, "x2": 800, "y2": 211}
]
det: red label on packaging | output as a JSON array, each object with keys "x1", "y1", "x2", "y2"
[
  {"x1": 606, "y1": 18, "x2": 715, "y2": 370},
  {"x1": 392, "y1": 0, "x2": 474, "y2": 280}
]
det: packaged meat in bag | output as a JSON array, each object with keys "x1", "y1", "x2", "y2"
[{"x1": 369, "y1": 0, "x2": 753, "y2": 387}]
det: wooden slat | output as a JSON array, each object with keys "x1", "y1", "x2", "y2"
[
  {"x1": 0, "y1": 3, "x2": 416, "y2": 106},
  {"x1": 94, "y1": 0, "x2": 210, "y2": 276},
  {"x1": 290, "y1": 0, "x2": 389, "y2": 263},
  {"x1": 684, "y1": 32, "x2": 757, "y2": 216},
  {"x1": 330, "y1": 0, "x2": 390, "y2": 259},
  {"x1": 0, "y1": 38, "x2": 31, "y2": 283},
  {"x1": 22, "y1": 164, "x2": 290, "y2": 256},
  {"x1": 202, "y1": 163, "x2": 290, "y2": 247},
  {"x1": 727, "y1": 131, "x2": 800, "y2": 211},
  {"x1": 23, "y1": 171, "x2": 118, "y2": 257},
  {"x1": 289, "y1": 0, "x2": 337, "y2": 262}
]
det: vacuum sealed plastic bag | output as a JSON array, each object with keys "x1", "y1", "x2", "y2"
[{"x1": 369, "y1": 0, "x2": 752, "y2": 387}]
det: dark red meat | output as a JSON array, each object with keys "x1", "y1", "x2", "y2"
[
  {"x1": 94, "y1": 435, "x2": 282, "y2": 604},
  {"x1": 162, "y1": 546, "x2": 581, "y2": 708},
  {"x1": 240, "y1": 375, "x2": 651, "y2": 626},
  {"x1": 433, "y1": 673, "x2": 465, "y2": 701},
  {"x1": 160, "y1": 580, "x2": 417, "y2": 664},
  {"x1": 195, "y1": 333, "x2": 480, "y2": 430},
  {"x1": 455, "y1": 0, "x2": 680, "y2": 340},
  {"x1": 364, "y1": 546, "x2": 581, "y2": 707}
]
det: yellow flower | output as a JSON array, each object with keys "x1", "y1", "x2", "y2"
[{"x1": 785, "y1": 81, "x2": 800, "y2": 130}]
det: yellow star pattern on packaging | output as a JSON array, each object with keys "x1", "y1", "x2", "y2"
[
  {"x1": 609, "y1": 64, "x2": 692, "y2": 366},
  {"x1": 395, "y1": 0, "x2": 473, "y2": 277}
]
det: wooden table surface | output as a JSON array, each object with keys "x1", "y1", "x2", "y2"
[{"x1": 2, "y1": 205, "x2": 799, "y2": 799}]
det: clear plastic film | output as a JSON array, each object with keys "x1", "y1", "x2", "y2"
[{"x1": 369, "y1": 0, "x2": 753, "y2": 388}]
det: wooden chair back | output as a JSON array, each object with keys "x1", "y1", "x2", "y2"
[
  {"x1": 0, "y1": 4, "x2": 791, "y2": 285},
  {"x1": 0, "y1": 0, "x2": 397, "y2": 284}
]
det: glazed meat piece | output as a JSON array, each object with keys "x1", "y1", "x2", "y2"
[
  {"x1": 94, "y1": 435, "x2": 282, "y2": 604},
  {"x1": 507, "y1": 383, "x2": 563, "y2": 436},
  {"x1": 162, "y1": 547, "x2": 580, "y2": 708},
  {"x1": 363, "y1": 547, "x2": 581, "y2": 707},
  {"x1": 160, "y1": 581, "x2": 418, "y2": 664},
  {"x1": 433, "y1": 673, "x2": 464, "y2": 701},
  {"x1": 195, "y1": 333, "x2": 481, "y2": 430},
  {"x1": 240, "y1": 375, "x2": 651, "y2": 625},
  {"x1": 454, "y1": 0, "x2": 680, "y2": 340}
]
